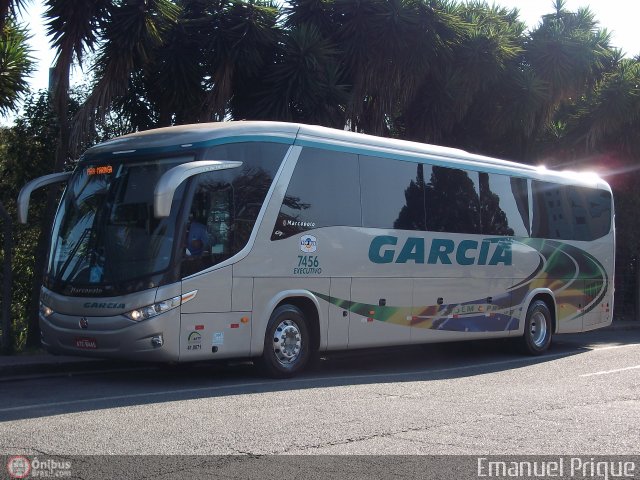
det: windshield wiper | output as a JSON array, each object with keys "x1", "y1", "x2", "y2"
[{"x1": 54, "y1": 227, "x2": 91, "y2": 283}]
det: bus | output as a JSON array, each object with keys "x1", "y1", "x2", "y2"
[{"x1": 18, "y1": 121, "x2": 614, "y2": 377}]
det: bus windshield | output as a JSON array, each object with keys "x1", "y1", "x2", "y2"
[
  {"x1": 47, "y1": 156, "x2": 191, "y2": 293},
  {"x1": 45, "y1": 141, "x2": 290, "y2": 296}
]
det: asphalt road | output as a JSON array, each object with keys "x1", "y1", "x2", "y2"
[{"x1": 1, "y1": 329, "x2": 639, "y2": 456}]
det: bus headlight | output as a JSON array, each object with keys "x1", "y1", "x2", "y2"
[
  {"x1": 124, "y1": 296, "x2": 180, "y2": 321},
  {"x1": 40, "y1": 301, "x2": 54, "y2": 318},
  {"x1": 123, "y1": 290, "x2": 197, "y2": 322}
]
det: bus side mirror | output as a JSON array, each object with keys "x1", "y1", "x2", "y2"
[
  {"x1": 17, "y1": 172, "x2": 72, "y2": 224},
  {"x1": 153, "y1": 160, "x2": 242, "y2": 218}
]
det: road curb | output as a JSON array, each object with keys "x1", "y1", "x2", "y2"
[{"x1": 0, "y1": 356, "x2": 114, "y2": 379}]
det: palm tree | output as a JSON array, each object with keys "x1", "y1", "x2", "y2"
[
  {"x1": 397, "y1": 2, "x2": 523, "y2": 148},
  {"x1": 240, "y1": 24, "x2": 348, "y2": 127},
  {"x1": 400, "y1": 0, "x2": 616, "y2": 161},
  {"x1": 527, "y1": 0, "x2": 613, "y2": 105},
  {"x1": 46, "y1": 0, "x2": 114, "y2": 166},
  {"x1": 0, "y1": 3, "x2": 33, "y2": 115},
  {"x1": 196, "y1": 0, "x2": 280, "y2": 122},
  {"x1": 140, "y1": 0, "x2": 208, "y2": 126},
  {"x1": 284, "y1": 0, "x2": 337, "y2": 39},
  {"x1": 70, "y1": 0, "x2": 180, "y2": 150},
  {"x1": 106, "y1": 0, "x2": 280, "y2": 127},
  {"x1": 449, "y1": 3, "x2": 549, "y2": 158},
  {"x1": 581, "y1": 58, "x2": 640, "y2": 154},
  {"x1": 335, "y1": 0, "x2": 465, "y2": 136},
  {"x1": 510, "y1": 0, "x2": 616, "y2": 159},
  {"x1": 0, "y1": 0, "x2": 26, "y2": 30},
  {"x1": 1, "y1": 1, "x2": 32, "y2": 352}
]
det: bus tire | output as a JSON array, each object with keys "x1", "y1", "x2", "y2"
[
  {"x1": 260, "y1": 304, "x2": 311, "y2": 378},
  {"x1": 517, "y1": 300, "x2": 552, "y2": 355}
]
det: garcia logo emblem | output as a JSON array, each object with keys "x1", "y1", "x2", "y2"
[{"x1": 300, "y1": 235, "x2": 317, "y2": 253}]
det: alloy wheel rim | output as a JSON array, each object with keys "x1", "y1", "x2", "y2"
[
  {"x1": 272, "y1": 319, "x2": 302, "y2": 365},
  {"x1": 530, "y1": 311, "x2": 548, "y2": 348}
]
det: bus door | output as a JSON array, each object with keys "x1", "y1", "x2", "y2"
[{"x1": 178, "y1": 173, "x2": 243, "y2": 360}]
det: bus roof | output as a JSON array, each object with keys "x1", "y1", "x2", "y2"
[{"x1": 81, "y1": 121, "x2": 610, "y2": 190}]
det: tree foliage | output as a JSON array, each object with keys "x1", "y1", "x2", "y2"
[
  {"x1": 0, "y1": 16, "x2": 33, "y2": 115},
  {"x1": 0, "y1": 92, "x2": 59, "y2": 350},
  {"x1": 59, "y1": 0, "x2": 627, "y2": 163}
]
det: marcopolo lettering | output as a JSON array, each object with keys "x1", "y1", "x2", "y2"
[{"x1": 368, "y1": 236, "x2": 512, "y2": 266}]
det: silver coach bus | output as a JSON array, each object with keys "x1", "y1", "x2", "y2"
[{"x1": 18, "y1": 122, "x2": 614, "y2": 377}]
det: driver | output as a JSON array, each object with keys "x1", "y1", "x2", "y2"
[{"x1": 185, "y1": 215, "x2": 210, "y2": 256}]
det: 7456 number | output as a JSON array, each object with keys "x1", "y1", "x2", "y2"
[{"x1": 297, "y1": 255, "x2": 319, "y2": 267}]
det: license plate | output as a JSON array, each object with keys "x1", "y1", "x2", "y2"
[{"x1": 75, "y1": 337, "x2": 97, "y2": 349}]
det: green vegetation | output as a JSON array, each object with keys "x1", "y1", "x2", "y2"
[{"x1": 1, "y1": 0, "x2": 639, "y2": 351}]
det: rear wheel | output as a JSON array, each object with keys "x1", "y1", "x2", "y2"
[
  {"x1": 260, "y1": 305, "x2": 311, "y2": 378},
  {"x1": 517, "y1": 300, "x2": 553, "y2": 355}
]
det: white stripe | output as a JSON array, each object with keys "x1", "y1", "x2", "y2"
[
  {"x1": 583, "y1": 343, "x2": 639, "y2": 352},
  {"x1": 580, "y1": 365, "x2": 640, "y2": 377}
]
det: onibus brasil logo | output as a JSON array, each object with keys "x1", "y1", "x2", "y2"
[
  {"x1": 7, "y1": 456, "x2": 30, "y2": 479},
  {"x1": 7, "y1": 456, "x2": 72, "y2": 478}
]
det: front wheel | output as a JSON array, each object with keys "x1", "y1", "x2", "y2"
[
  {"x1": 259, "y1": 305, "x2": 311, "y2": 378},
  {"x1": 516, "y1": 300, "x2": 553, "y2": 355}
]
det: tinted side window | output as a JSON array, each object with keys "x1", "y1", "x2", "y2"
[
  {"x1": 532, "y1": 181, "x2": 571, "y2": 239},
  {"x1": 360, "y1": 156, "x2": 425, "y2": 231},
  {"x1": 182, "y1": 142, "x2": 287, "y2": 276},
  {"x1": 273, "y1": 148, "x2": 361, "y2": 239},
  {"x1": 480, "y1": 173, "x2": 529, "y2": 237},
  {"x1": 531, "y1": 181, "x2": 612, "y2": 240},
  {"x1": 510, "y1": 177, "x2": 530, "y2": 235},
  {"x1": 425, "y1": 165, "x2": 481, "y2": 234},
  {"x1": 567, "y1": 186, "x2": 612, "y2": 240}
]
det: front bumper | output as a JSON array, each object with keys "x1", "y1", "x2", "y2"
[{"x1": 40, "y1": 308, "x2": 180, "y2": 362}]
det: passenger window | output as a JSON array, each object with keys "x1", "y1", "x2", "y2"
[
  {"x1": 567, "y1": 186, "x2": 612, "y2": 240},
  {"x1": 273, "y1": 148, "x2": 361, "y2": 240},
  {"x1": 425, "y1": 165, "x2": 481, "y2": 234},
  {"x1": 480, "y1": 173, "x2": 529, "y2": 237},
  {"x1": 182, "y1": 142, "x2": 287, "y2": 277},
  {"x1": 360, "y1": 156, "x2": 425, "y2": 231},
  {"x1": 531, "y1": 181, "x2": 612, "y2": 240},
  {"x1": 532, "y1": 182, "x2": 570, "y2": 239}
]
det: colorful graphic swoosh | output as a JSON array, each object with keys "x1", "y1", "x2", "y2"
[{"x1": 312, "y1": 238, "x2": 608, "y2": 332}]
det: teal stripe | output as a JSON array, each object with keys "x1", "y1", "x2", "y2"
[
  {"x1": 80, "y1": 134, "x2": 295, "y2": 164},
  {"x1": 294, "y1": 138, "x2": 531, "y2": 178}
]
